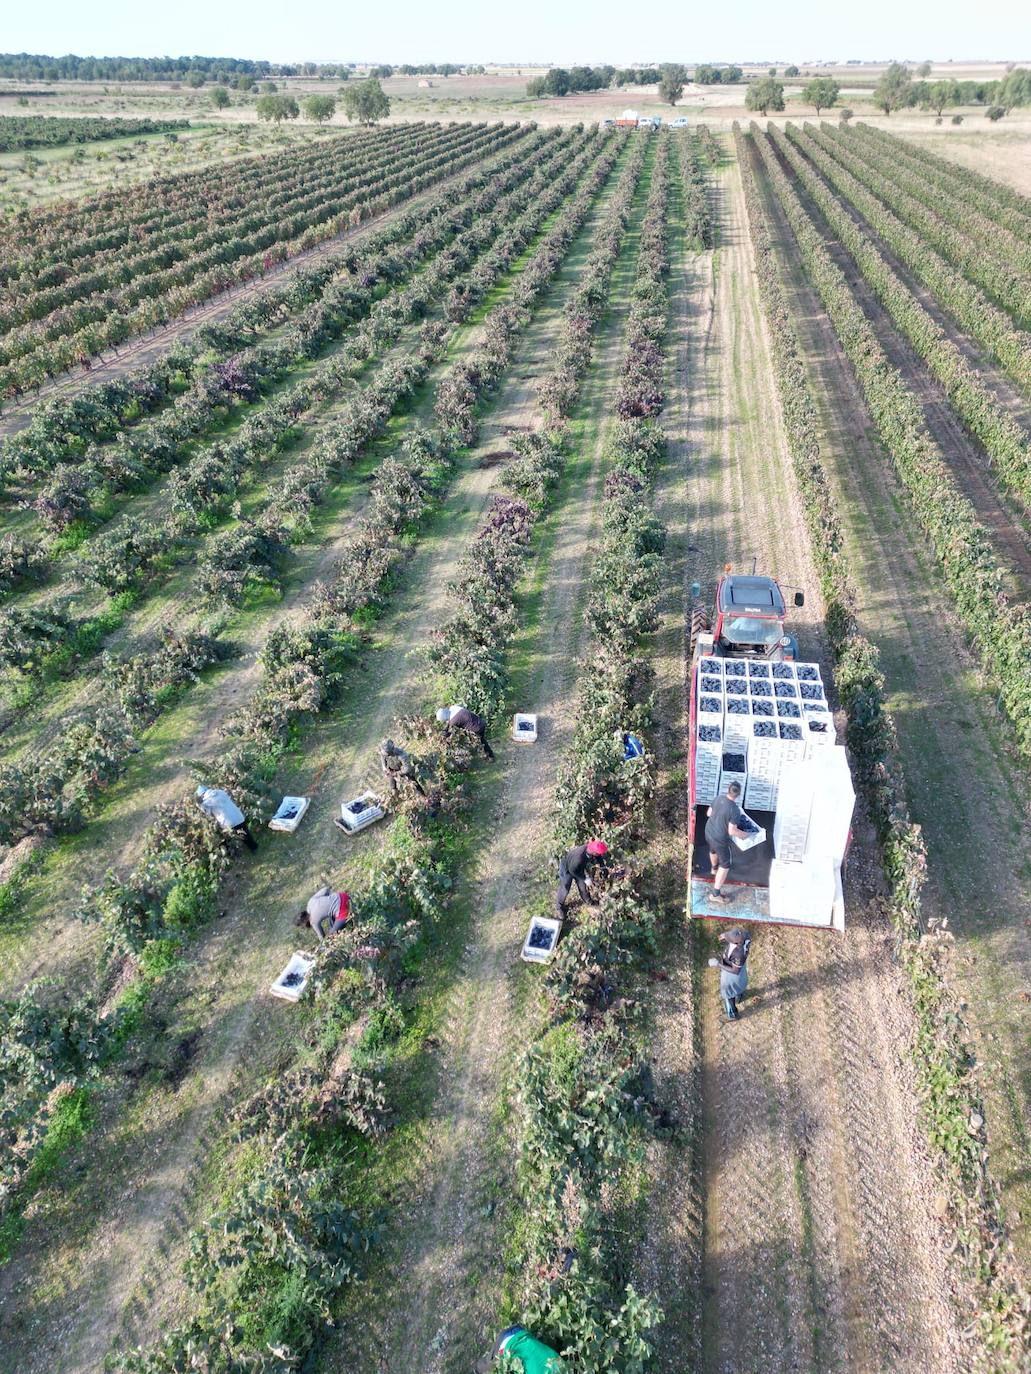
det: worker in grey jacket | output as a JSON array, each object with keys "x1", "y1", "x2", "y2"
[
  {"x1": 295, "y1": 887, "x2": 351, "y2": 940},
  {"x1": 196, "y1": 783, "x2": 257, "y2": 851}
]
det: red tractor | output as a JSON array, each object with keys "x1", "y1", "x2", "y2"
[{"x1": 690, "y1": 568, "x2": 804, "y2": 663}]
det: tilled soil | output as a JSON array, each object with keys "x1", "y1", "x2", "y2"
[{"x1": 637, "y1": 147, "x2": 964, "y2": 1374}]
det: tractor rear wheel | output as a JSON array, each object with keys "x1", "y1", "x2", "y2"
[{"x1": 689, "y1": 605, "x2": 711, "y2": 657}]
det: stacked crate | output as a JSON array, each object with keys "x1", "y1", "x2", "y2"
[{"x1": 695, "y1": 658, "x2": 725, "y2": 804}]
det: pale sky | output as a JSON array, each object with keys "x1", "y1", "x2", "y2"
[{"x1": 6, "y1": 0, "x2": 1029, "y2": 66}]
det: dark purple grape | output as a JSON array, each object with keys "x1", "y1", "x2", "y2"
[
  {"x1": 772, "y1": 663, "x2": 794, "y2": 679},
  {"x1": 777, "y1": 700, "x2": 801, "y2": 717},
  {"x1": 752, "y1": 699, "x2": 774, "y2": 716},
  {"x1": 779, "y1": 723, "x2": 803, "y2": 740}
]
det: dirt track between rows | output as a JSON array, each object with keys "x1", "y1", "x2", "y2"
[
  {"x1": 753, "y1": 130, "x2": 1031, "y2": 1278},
  {"x1": 636, "y1": 142, "x2": 964, "y2": 1373}
]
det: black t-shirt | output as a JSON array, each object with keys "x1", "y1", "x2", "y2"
[{"x1": 706, "y1": 795, "x2": 741, "y2": 843}]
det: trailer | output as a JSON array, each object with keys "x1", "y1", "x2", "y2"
[{"x1": 687, "y1": 570, "x2": 854, "y2": 931}]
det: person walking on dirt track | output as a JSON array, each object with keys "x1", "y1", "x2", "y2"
[
  {"x1": 555, "y1": 839, "x2": 608, "y2": 918},
  {"x1": 295, "y1": 887, "x2": 351, "y2": 941},
  {"x1": 195, "y1": 783, "x2": 258, "y2": 851},
  {"x1": 708, "y1": 925, "x2": 752, "y2": 1020},
  {"x1": 379, "y1": 738, "x2": 426, "y2": 796},
  {"x1": 705, "y1": 780, "x2": 749, "y2": 903},
  {"x1": 436, "y1": 704, "x2": 495, "y2": 759},
  {"x1": 475, "y1": 1326, "x2": 562, "y2": 1372}
]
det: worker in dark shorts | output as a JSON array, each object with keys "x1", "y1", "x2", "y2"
[
  {"x1": 295, "y1": 887, "x2": 351, "y2": 941},
  {"x1": 708, "y1": 925, "x2": 752, "y2": 1020},
  {"x1": 704, "y1": 781, "x2": 749, "y2": 904},
  {"x1": 555, "y1": 839, "x2": 608, "y2": 918},
  {"x1": 436, "y1": 704, "x2": 494, "y2": 759}
]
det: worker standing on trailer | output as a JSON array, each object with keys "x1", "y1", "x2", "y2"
[
  {"x1": 708, "y1": 925, "x2": 752, "y2": 1021},
  {"x1": 295, "y1": 886, "x2": 351, "y2": 941},
  {"x1": 436, "y1": 704, "x2": 495, "y2": 759},
  {"x1": 555, "y1": 839, "x2": 608, "y2": 918},
  {"x1": 704, "y1": 781, "x2": 749, "y2": 904},
  {"x1": 475, "y1": 1327, "x2": 562, "y2": 1373},
  {"x1": 379, "y1": 738, "x2": 426, "y2": 796},
  {"x1": 195, "y1": 783, "x2": 258, "y2": 851}
]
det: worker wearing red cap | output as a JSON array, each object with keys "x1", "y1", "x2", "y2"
[{"x1": 555, "y1": 839, "x2": 608, "y2": 919}]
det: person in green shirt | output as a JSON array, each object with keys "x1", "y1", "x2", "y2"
[{"x1": 475, "y1": 1326, "x2": 562, "y2": 1373}]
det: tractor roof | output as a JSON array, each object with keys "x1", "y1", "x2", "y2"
[{"x1": 718, "y1": 574, "x2": 786, "y2": 615}]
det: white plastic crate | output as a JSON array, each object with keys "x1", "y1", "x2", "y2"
[
  {"x1": 268, "y1": 796, "x2": 310, "y2": 833},
  {"x1": 522, "y1": 916, "x2": 562, "y2": 963},
  {"x1": 732, "y1": 808, "x2": 767, "y2": 851},
  {"x1": 337, "y1": 792, "x2": 386, "y2": 834},
  {"x1": 270, "y1": 951, "x2": 316, "y2": 1003},
  {"x1": 802, "y1": 747, "x2": 855, "y2": 864},
  {"x1": 769, "y1": 857, "x2": 835, "y2": 925},
  {"x1": 512, "y1": 713, "x2": 538, "y2": 743}
]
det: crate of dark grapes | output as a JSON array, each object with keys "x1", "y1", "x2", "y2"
[
  {"x1": 522, "y1": 916, "x2": 563, "y2": 964},
  {"x1": 270, "y1": 952, "x2": 316, "y2": 1002}
]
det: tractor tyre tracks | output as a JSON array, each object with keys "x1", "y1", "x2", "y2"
[{"x1": 639, "y1": 146, "x2": 962, "y2": 1374}]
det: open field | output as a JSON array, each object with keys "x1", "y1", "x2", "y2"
[{"x1": 0, "y1": 98, "x2": 1029, "y2": 1374}]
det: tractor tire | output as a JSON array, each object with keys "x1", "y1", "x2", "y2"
[{"x1": 689, "y1": 605, "x2": 711, "y2": 657}]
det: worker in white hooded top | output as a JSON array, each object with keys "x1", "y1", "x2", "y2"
[
  {"x1": 196, "y1": 784, "x2": 258, "y2": 851},
  {"x1": 436, "y1": 704, "x2": 494, "y2": 759}
]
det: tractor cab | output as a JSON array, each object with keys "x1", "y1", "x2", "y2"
[{"x1": 709, "y1": 573, "x2": 803, "y2": 661}]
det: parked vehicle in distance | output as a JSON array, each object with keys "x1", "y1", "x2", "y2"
[{"x1": 670, "y1": 116, "x2": 690, "y2": 128}]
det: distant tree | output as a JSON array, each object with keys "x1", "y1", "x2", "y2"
[
  {"x1": 768, "y1": 67, "x2": 777, "y2": 76},
  {"x1": 872, "y1": 62, "x2": 912, "y2": 115},
  {"x1": 784, "y1": 65, "x2": 800, "y2": 78},
  {"x1": 926, "y1": 79, "x2": 959, "y2": 116},
  {"x1": 370, "y1": 64, "x2": 393, "y2": 79},
  {"x1": 996, "y1": 67, "x2": 1031, "y2": 109},
  {"x1": 694, "y1": 64, "x2": 719, "y2": 85},
  {"x1": 659, "y1": 64, "x2": 686, "y2": 105},
  {"x1": 917, "y1": 61, "x2": 932, "y2": 78},
  {"x1": 337, "y1": 71, "x2": 350, "y2": 83},
  {"x1": 235, "y1": 74, "x2": 254, "y2": 92},
  {"x1": 986, "y1": 106, "x2": 1006, "y2": 121},
  {"x1": 261, "y1": 80, "x2": 278, "y2": 94},
  {"x1": 838, "y1": 107, "x2": 854, "y2": 124},
  {"x1": 185, "y1": 70, "x2": 206, "y2": 88},
  {"x1": 722, "y1": 65, "x2": 743, "y2": 83},
  {"x1": 210, "y1": 86, "x2": 231, "y2": 109},
  {"x1": 746, "y1": 78, "x2": 785, "y2": 116},
  {"x1": 303, "y1": 94, "x2": 336, "y2": 123},
  {"x1": 256, "y1": 94, "x2": 299, "y2": 123},
  {"x1": 802, "y1": 77, "x2": 839, "y2": 115},
  {"x1": 951, "y1": 113, "x2": 963, "y2": 124},
  {"x1": 342, "y1": 78, "x2": 390, "y2": 125}
]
